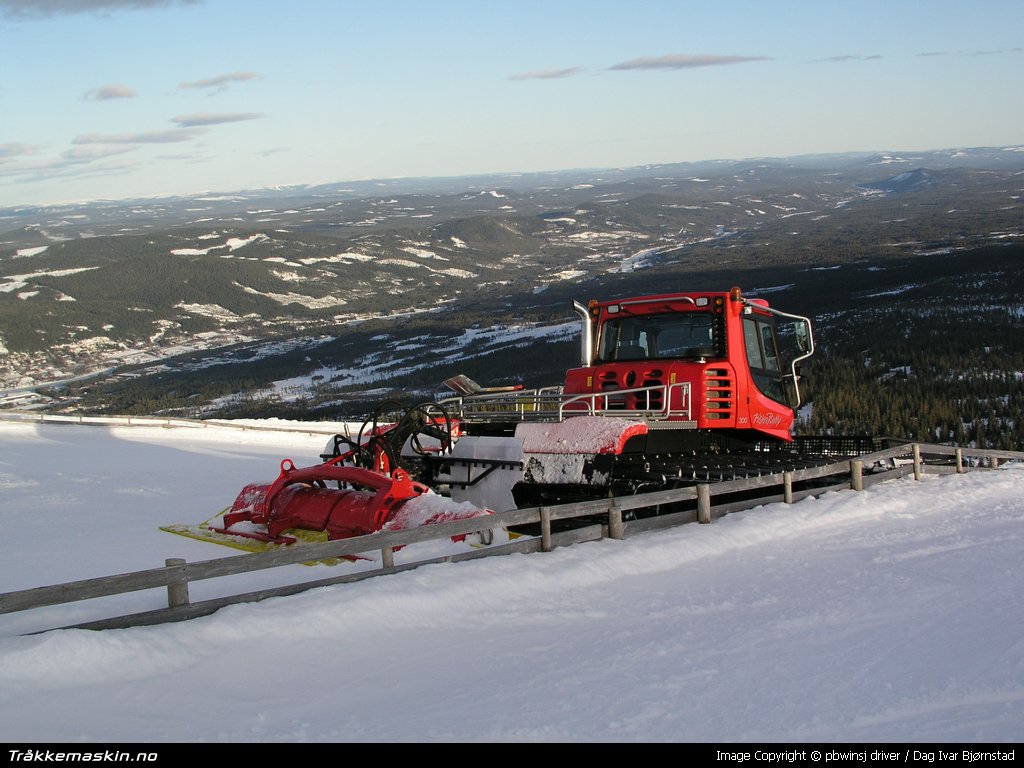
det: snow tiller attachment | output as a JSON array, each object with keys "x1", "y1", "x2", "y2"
[
  {"x1": 162, "y1": 403, "x2": 497, "y2": 560},
  {"x1": 211, "y1": 459, "x2": 489, "y2": 545}
]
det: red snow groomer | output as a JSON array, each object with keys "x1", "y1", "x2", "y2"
[{"x1": 169, "y1": 286, "x2": 840, "y2": 553}]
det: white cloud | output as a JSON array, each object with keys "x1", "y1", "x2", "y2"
[
  {"x1": 0, "y1": 0, "x2": 200, "y2": 19},
  {"x1": 177, "y1": 71, "x2": 260, "y2": 91},
  {"x1": 508, "y1": 67, "x2": 584, "y2": 81},
  {"x1": 610, "y1": 54, "x2": 770, "y2": 71},
  {"x1": 84, "y1": 84, "x2": 137, "y2": 100},
  {"x1": 171, "y1": 113, "x2": 265, "y2": 127},
  {"x1": 72, "y1": 128, "x2": 205, "y2": 144}
]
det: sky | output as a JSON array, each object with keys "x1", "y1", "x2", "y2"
[
  {"x1": 0, "y1": 417, "x2": 1022, "y2": 743},
  {"x1": 0, "y1": 0, "x2": 1022, "y2": 207}
]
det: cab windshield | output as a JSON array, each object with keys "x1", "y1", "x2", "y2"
[{"x1": 598, "y1": 312, "x2": 715, "y2": 362}]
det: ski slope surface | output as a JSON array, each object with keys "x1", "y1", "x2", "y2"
[{"x1": 0, "y1": 419, "x2": 1022, "y2": 743}]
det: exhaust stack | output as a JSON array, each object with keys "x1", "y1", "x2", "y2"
[{"x1": 573, "y1": 300, "x2": 593, "y2": 367}]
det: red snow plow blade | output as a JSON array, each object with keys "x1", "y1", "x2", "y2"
[{"x1": 209, "y1": 459, "x2": 492, "y2": 546}]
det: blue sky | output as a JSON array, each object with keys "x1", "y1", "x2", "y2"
[{"x1": 0, "y1": 0, "x2": 1021, "y2": 207}]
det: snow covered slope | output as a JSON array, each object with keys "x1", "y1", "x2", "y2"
[{"x1": 0, "y1": 420, "x2": 1022, "y2": 743}]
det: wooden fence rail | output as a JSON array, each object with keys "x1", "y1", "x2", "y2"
[{"x1": 1, "y1": 441, "x2": 1021, "y2": 635}]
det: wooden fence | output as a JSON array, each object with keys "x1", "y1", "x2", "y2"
[{"x1": 1, "y1": 440, "x2": 1022, "y2": 636}]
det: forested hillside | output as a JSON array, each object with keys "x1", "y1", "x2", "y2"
[
  {"x1": 795, "y1": 245, "x2": 1024, "y2": 448},
  {"x1": 53, "y1": 243, "x2": 1024, "y2": 450}
]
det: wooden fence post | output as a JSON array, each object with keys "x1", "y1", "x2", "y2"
[
  {"x1": 608, "y1": 500, "x2": 623, "y2": 540},
  {"x1": 850, "y1": 460, "x2": 863, "y2": 492},
  {"x1": 697, "y1": 484, "x2": 711, "y2": 524},
  {"x1": 913, "y1": 444, "x2": 922, "y2": 480},
  {"x1": 783, "y1": 471, "x2": 794, "y2": 504},
  {"x1": 540, "y1": 507, "x2": 552, "y2": 552},
  {"x1": 165, "y1": 558, "x2": 189, "y2": 608},
  {"x1": 381, "y1": 546, "x2": 395, "y2": 569},
  {"x1": 956, "y1": 447, "x2": 964, "y2": 474}
]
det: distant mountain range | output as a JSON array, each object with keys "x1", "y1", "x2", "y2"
[{"x1": 3, "y1": 145, "x2": 1021, "y2": 238}]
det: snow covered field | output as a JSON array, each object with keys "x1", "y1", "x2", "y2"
[{"x1": 1, "y1": 419, "x2": 1022, "y2": 743}]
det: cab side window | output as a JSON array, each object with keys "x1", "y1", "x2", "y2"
[{"x1": 742, "y1": 315, "x2": 786, "y2": 404}]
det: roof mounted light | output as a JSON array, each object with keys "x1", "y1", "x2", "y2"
[{"x1": 730, "y1": 286, "x2": 742, "y2": 302}]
